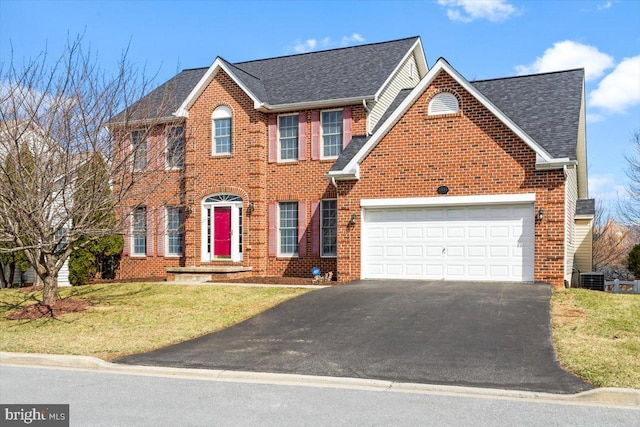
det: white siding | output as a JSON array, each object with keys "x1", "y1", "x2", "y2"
[
  {"x1": 4, "y1": 263, "x2": 69, "y2": 286},
  {"x1": 58, "y1": 258, "x2": 70, "y2": 286},
  {"x1": 368, "y1": 53, "x2": 419, "y2": 133},
  {"x1": 565, "y1": 166, "x2": 578, "y2": 282},
  {"x1": 574, "y1": 218, "x2": 593, "y2": 273}
]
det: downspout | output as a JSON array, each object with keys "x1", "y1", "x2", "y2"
[
  {"x1": 363, "y1": 99, "x2": 372, "y2": 136},
  {"x1": 330, "y1": 176, "x2": 337, "y2": 189}
]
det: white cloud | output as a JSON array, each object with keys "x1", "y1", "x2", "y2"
[
  {"x1": 589, "y1": 173, "x2": 628, "y2": 202},
  {"x1": 293, "y1": 39, "x2": 318, "y2": 53},
  {"x1": 437, "y1": 0, "x2": 518, "y2": 23},
  {"x1": 597, "y1": 1, "x2": 613, "y2": 10},
  {"x1": 515, "y1": 41, "x2": 614, "y2": 81},
  {"x1": 341, "y1": 33, "x2": 365, "y2": 46},
  {"x1": 589, "y1": 55, "x2": 640, "y2": 114},
  {"x1": 291, "y1": 34, "x2": 365, "y2": 54}
]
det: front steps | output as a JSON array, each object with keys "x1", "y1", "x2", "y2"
[{"x1": 166, "y1": 266, "x2": 253, "y2": 283}]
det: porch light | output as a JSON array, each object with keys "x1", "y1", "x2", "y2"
[
  {"x1": 537, "y1": 208, "x2": 544, "y2": 222},
  {"x1": 348, "y1": 213, "x2": 357, "y2": 226},
  {"x1": 246, "y1": 201, "x2": 255, "y2": 215}
]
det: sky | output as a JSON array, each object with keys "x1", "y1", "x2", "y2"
[{"x1": 1, "y1": 0, "x2": 639, "y2": 208}]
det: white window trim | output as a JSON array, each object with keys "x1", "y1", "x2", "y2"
[
  {"x1": 277, "y1": 201, "x2": 298, "y2": 258},
  {"x1": 165, "y1": 126, "x2": 185, "y2": 170},
  {"x1": 130, "y1": 207, "x2": 147, "y2": 257},
  {"x1": 165, "y1": 206, "x2": 183, "y2": 257},
  {"x1": 212, "y1": 106, "x2": 232, "y2": 156},
  {"x1": 321, "y1": 199, "x2": 337, "y2": 258},
  {"x1": 320, "y1": 108, "x2": 343, "y2": 160},
  {"x1": 277, "y1": 113, "x2": 299, "y2": 162}
]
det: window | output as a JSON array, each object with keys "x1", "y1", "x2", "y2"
[
  {"x1": 166, "y1": 206, "x2": 183, "y2": 256},
  {"x1": 278, "y1": 114, "x2": 299, "y2": 161},
  {"x1": 428, "y1": 93, "x2": 459, "y2": 115},
  {"x1": 212, "y1": 106, "x2": 232, "y2": 155},
  {"x1": 166, "y1": 126, "x2": 184, "y2": 169},
  {"x1": 321, "y1": 110, "x2": 343, "y2": 158},
  {"x1": 131, "y1": 207, "x2": 147, "y2": 256},
  {"x1": 279, "y1": 202, "x2": 298, "y2": 256},
  {"x1": 131, "y1": 130, "x2": 147, "y2": 171},
  {"x1": 321, "y1": 200, "x2": 337, "y2": 257}
]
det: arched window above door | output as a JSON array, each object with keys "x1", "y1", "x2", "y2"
[{"x1": 204, "y1": 194, "x2": 243, "y2": 203}]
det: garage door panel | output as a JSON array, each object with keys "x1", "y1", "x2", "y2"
[
  {"x1": 406, "y1": 246, "x2": 423, "y2": 257},
  {"x1": 447, "y1": 227, "x2": 465, "y2": 238},
  {"x1": 467, "y1": 246, "x2": 486, "y2": 257},
  {"x1": 386, "y1": 246, "x2": 403, "y2": 257},
  {"x1": 468, "y1": 226, "x2": 486, "y2": 238},
  {"x1": 406, "y1": 227, "x2": 423, "y2": 238},
  {"x1": 362, "y1": 203, "x2": 534, "y2": 282},
  {"x1": 447, "y1": 246, "x2": 465, "y2": 257}
]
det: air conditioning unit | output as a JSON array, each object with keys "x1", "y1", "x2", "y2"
[{"x1": 580, "y1": 272, "x2": 605, "y2": 291}]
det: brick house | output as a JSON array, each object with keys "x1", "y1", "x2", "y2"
[{"x1": 113, "y1": 36, "x2": 594, "y2": 288}]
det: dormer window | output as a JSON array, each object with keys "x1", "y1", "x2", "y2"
[
  {"x1": 428, "y1": 93, "x2": 459, "y2": 116},
  {"x1": 212, "y1": 106, "x2": 232, "y2": 155}
]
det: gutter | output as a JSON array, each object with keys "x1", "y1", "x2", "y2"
[
  {"x1": 535, "y1": 158, "x2": 576, "y2": 171},
  {"x1": 254, "y1": 96, "x2": 374, "y2": 113}
]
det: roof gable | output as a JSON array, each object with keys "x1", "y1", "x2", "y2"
[
  {"x1": 328, "y1": 58, "x2": 573, "y2": 179},
  {"x1": 175, "y1": 37, "x2": 422, "y2": 116}
]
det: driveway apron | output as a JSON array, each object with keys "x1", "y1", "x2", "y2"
[{"x1": 115, "y1": 281, "x2": 591, "y2": 393}]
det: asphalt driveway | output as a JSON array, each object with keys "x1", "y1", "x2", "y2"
[{"x1": 116, "y1": 280, "x2": 591, "y2": 393}]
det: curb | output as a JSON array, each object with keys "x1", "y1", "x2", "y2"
[{"x1": 1, "y1": 352, "x2": 638, "y2": 408}]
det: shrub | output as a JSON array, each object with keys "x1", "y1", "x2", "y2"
[
  {"x1": 69, "y1": 234, "x2": 123, "y2": 286},
  {"x1": 628, "y1": 244, "x2": 640, "y2": 279}
]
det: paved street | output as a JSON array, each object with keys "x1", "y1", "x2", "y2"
[
  {"x1": 1, "y1": 365, "x2": 636, "y2": 427},
  {"x1": 117, "y1": 280, "x2": 589, "y2": 393}
]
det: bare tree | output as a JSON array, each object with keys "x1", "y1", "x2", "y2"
[
  {"x1": 0, "y1": 37, "x2": 179, "y2": 305},
  {"x1": 593, "y1": 201, "x2": 633, "y2": 271},
  {"x1": 619, "y1": 130, "x2": 640, "y2": 225}
]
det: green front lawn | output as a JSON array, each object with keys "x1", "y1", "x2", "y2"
[
  {"x1": 552, "y1": 289, "x2": 640, "y2": 389},
  {"x1": 0, "y1": 283, "x2": 310, "y2": 360}
]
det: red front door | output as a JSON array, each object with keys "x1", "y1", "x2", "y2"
[{"x1": 214, "y1": 207, "x2": 231, "y2": 257}]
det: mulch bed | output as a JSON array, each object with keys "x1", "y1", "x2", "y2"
[{"x1": 5, "y1": 298, "x2": 92, "y2": 320}]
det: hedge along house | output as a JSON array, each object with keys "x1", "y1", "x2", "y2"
[{"x1": 113, "y1": 36, "x2": 594, "y2": 288}]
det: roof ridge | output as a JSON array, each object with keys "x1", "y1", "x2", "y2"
[
  {"x1": 218, "y1": 58, "x2": 263, "y2": 81},
  {"x1": 181, "y1": 66, "x2": 209, "y2": 72},
  {"x1": 233, "y1": 36, "x2": 420, "y2": 65},
  {"x1": 471, "y1": 68, "x2": 584, "y2": 83}
]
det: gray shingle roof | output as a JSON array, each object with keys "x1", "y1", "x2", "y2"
[
  {"x1": 330, "y1": 135, "x2": 370, "y2": 172},
  {"x1": 233, "y1": 37, "x2": 419, "y2": 105},
  {"x1": 471, "y1": 69, "x2": 584, "y2": 160},
  {"x1": 112, "y1": 67, "x2": 207, "y2": 123},
  {"x1": 115, "y1": 37, "x2": 420, "y2": 122},
  {"x1": 576, "y1": 199, "x2": 595, "y2": 216}
]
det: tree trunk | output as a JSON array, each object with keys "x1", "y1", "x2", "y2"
[
  {"x1": 7, "y1": 262, "x2": 15, "y2": 288},
  {"x1": 0, "y1": 263, "x2": 6, "y2": 288},
  {"x1": 42, "y1": 274, "x2": 59, "y2": 305}
]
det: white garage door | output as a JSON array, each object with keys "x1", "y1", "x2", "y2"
[{"x1": 362, "y1": 204, "x2": 534, "y2": 281}]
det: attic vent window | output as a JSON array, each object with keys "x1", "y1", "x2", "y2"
[{"x1": 429, "y1": 93, "x2": 459, "y2": 116}]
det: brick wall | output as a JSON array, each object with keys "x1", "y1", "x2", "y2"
[
  {"x1": 336, "y1": 72, "x2": 567, "y2": 287},
  {"x1": 117, "y1": 68, "x2": 367, "y2": 280}
]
